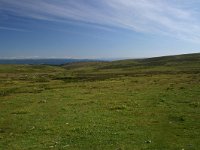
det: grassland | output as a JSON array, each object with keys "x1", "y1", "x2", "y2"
[{"x1": 0, "y1": 53, "x2": 200, "y2": 150}]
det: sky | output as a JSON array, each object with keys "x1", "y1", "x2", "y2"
[{"x1": 0, "y1": 0, "x2": 200, "y2": 59}]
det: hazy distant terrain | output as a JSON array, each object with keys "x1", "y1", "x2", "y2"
[
  {"x1": 0, "y1": 59, "x2": 100, "y2": 65},
  {"x1": 0, "y1": 53, "x2": 199, "y2": 149}
]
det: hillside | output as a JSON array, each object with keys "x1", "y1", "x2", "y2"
[
  {"x1": 64, "y1": 53, "x2": 200, "y2": 70},
  {"x1": 61, "y1": 53, "x2": 200, "y2": 81},
  {"x1": 0, "y1": 53, "x2": 199, "y2": 150}
]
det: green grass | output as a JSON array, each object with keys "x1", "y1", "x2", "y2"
[{"x1": 0, "y1": 53, "x2": 200, "y2": 149}]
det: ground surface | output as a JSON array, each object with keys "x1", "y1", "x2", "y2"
[{"x1": 0, "y1": 53, "x2": 200, "y2": 150}]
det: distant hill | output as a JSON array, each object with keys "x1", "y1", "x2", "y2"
[
  {"x1": 63, "y1": 53, "x2": 200, "y2": 70},
  {"x1": 0, "y1": 58, "x2": 99, "y2": 65},
  {"x1": 1, "y1": 53, "x2": 199, "y2": 67}
]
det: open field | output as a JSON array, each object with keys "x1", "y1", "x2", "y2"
[{"x1": 0, "y1": 53, "x2": 200, "y2": 150}]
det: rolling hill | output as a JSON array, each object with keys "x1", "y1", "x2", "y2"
[{"x1": 0, "y1": 53, "x2": 199, "y2": 149}]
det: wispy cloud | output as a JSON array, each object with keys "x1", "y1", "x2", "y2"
[
  {"x1": 1, "y1": 0, "x2": 200, "y2": 42},
  {"x1": 0, "y1": 26, "x2": 28, "y2": 32}
]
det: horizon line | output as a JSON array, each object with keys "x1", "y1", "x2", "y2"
[{"x1": 0, "y1": 52, "x2": 199, "y2": 61}]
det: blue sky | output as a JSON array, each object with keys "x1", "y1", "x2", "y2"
[{"x1": 0, "y1": 0, "x2": 200, "y2": 59}]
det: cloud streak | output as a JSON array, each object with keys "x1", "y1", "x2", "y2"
[
  {"x1": 1, "y1": 0, "x2": 200, "y2": 42},
  {"x1": 0, "y1": 26, "x2": 28, "y2": 32}
]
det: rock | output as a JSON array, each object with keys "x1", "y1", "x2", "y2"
[
  {"x1": 63, "y1": 145, "x2": 70, "y2": 148},
  {"x1": 38, "y1": 100, "x2": 47, "y2": 103},
  {"x1": 30, "y1": 126, "x2": 35, "y2": 130},
  {"x1": 145, "y1": 140, "x2": 151, "y2": 144}
]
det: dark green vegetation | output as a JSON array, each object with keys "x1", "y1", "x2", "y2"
[{"x1": 0, "y1": 53, "x2": 200, "y2": 150}]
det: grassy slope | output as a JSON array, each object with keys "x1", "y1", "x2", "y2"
[{"x1": 0, "y1": 53, "x2": 200, "y2": 150}]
